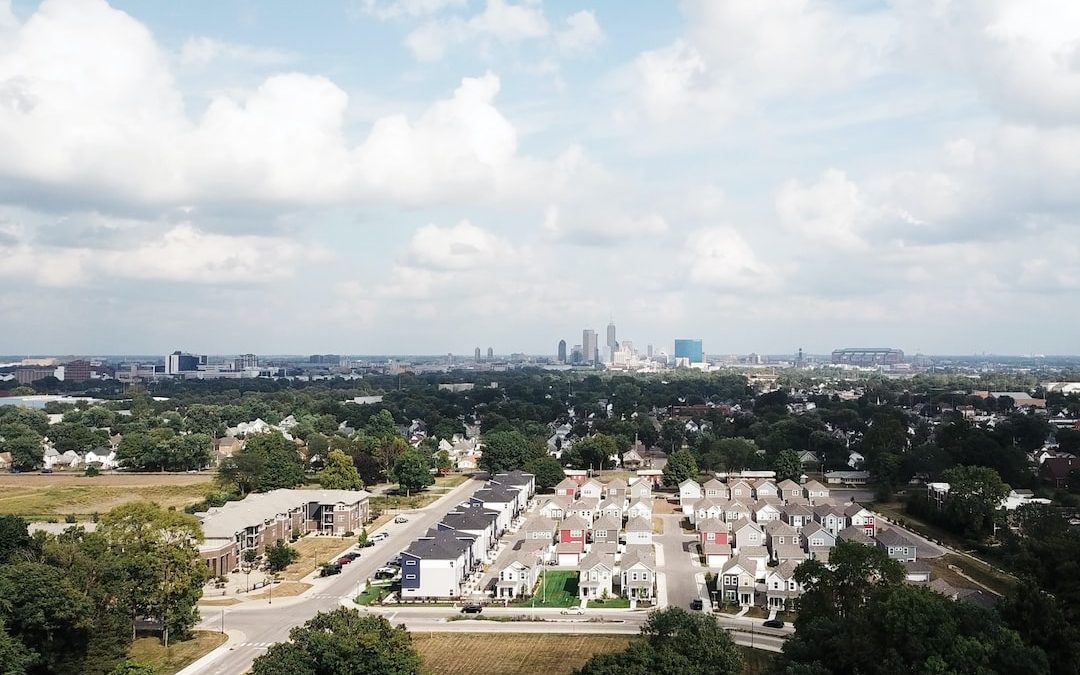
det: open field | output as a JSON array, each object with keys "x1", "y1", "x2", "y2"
[
  {"x1": 250, "y1": 581, "x2": 311, "y2": 600},
  {"x1": 412, "y1": 634, "x2": 773, "y2": 675},
  {"x1": 413, "y1": 633, "x2": 633, "y2": 675},
  {"x1": 650, "y1": 498, "x2": 678, "y2": 515},
  {"x1": 282, "y1": 535, "x2": 354, "y2": 580},
  {"x1": 934, "y1": 553, "x2": 1013, "y2": 596},
  {"x1": 0, "y1": 475, "x2": 215, "y2": 519},
  {"x1": 128, "y1": 631, "x2": 227, "y2": 675}
]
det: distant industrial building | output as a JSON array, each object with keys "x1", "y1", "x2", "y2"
[
  {"x1": 831, "y1": 348, "x2": 905, "y2": 366},
  {"x1": 674, "y1": 339, "x2": 704, "y2": 364}
]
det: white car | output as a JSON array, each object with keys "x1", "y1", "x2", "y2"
[
  {"x1": 560, "y1": 607, "x2": 586, "y2": 615},
  {"x1": 370, "y1": 533, "x2": 389, "y2": 543}
]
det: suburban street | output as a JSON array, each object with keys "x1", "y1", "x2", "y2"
[{"x1": 655, "y1": 513, "x2": 701, "y2": 608}]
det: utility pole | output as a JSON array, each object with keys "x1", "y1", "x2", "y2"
[{"x1": 220, "y1": 609, "x2": 225, "y2": 635}]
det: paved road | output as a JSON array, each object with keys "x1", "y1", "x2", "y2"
[
  {"x1": 186, "y1": 476, "x2": 488, "y2": 675},
  {"x1": 656, "y1": 514, "x2": 700, "y2": 609}
]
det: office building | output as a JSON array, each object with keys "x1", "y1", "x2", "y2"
[
  {"x1": 558, "y1": 340, "x2": 567, "y2": 363},
  {"x1": 62, "y1": 360, "x2": 93, "y2": 382},
  {"x1": 571, "y1": 345, "x2": 584, "y2": 364},
  {"x1": 475, "y1": 347, "x2": 482, "y2": 362},
  {"x1": 606, "y1": 322, "x2": 617, "y2": 363},
  {"x1": 487, "y1": 347, "x2": 494, "y2": 360},
  {"x1": 233, "y1": 354, "x2": 258, "y2": 370},
  {"x1": 166, "y1": 351, "x2": 203, "y2": 374},
  {"x1": 583, "y1": 329, "x2": 598, "y2": 364},
  {"x1": 674, "y1": 339, "x2": 704, "y2": 364},
  {"x1": 308, "y1": 354, "x2": 342, "y2": 365},
  {"x1": 647, "y1": 344, "x2": 654, "y2": 358}
]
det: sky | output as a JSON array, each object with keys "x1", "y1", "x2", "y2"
[{"x1": 1, "y1": 0, "x2": 1079, "y2": 357}]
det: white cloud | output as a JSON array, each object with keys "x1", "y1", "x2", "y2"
[
  {"x1": 685, "y1": 227, "x2": 780, "y2": 291},
  {"x1": 407, "y1": 220, "x2": 515, "y2": 270},
  {"x1": 404, "y1": 0, "x2": 548, "y2": 62},
  {"x1": 0, "y1": 0, "x2": 16, "y2": 33},
  {"x1": 556, "y1": 10, "x2": 603, "y2": 55},
  {"x1": 776, "y1": 170, "x2": 868, "y2": 249},
  {"x1": 541, "y1": 204, "x2": 668, "y2": 245},
  {"x1": 0, "y1": 222, "x2": 317, "y2": 287},
  {"x1": 355, "y1": 0, "x2": 467, "y2": 21},
  {"x1": 179, "y1": 36, "x2": 294, "y2": 67}
]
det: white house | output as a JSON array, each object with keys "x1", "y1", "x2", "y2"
[
  {"x1": 626, "y1": 499, "x2": 652, "y2": 520},
  {"x1": 679, "y1": 479, "x2": 702, "y2": 515},
  {"x1": 620, "y1": 547, "x2": 656, "y2": 599},
  {"x1": 578, "y1": 551, "x2": 616, "y2": 600},
  {"x1": 495, "y1": 552, "x2": 541, "y2": 599},
  {"x1": 625, "y1": 516, "x2": 653, "y2": 546}
]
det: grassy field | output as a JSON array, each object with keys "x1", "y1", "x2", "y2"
[
  {"x1": 412, "y1": 634, "x2": 773, "y2": 675},
  {"x1": 282, "y1": 535, "x2": 354, "y2": 580},
  {"x1": 128, "y1": 631, "x2": 226, "y2": 675},
  {"x1": 931, "y1": 553, "x2": 1013, "y2": 596},
  {"x1": 413, "y1": 633, "x2": 632, "y2": 675},
  {"x1": 355, "y1": 582, "x2": 391, "y2": 605},
  {"x1": 0, "y1": 474, "x2": 215, "y2": 519},
  {"x1": 509, "y1": 571, "x2": 579, "y2": 608}
]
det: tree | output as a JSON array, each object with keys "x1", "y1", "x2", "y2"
[
  {"x1": 773, "y1": 448, "x2": 802, "y2": 482},
  {"x1": 0, "y1": 515, "x2": 35, "y2": 563},
  {"x1": 576, "y1": 607, "x2": 742, "y2": 675},
  {"x1": 525, "y1": 455, "x2": 566, "y2": 491},
  {"x1": 0, "y1": 561, "x2": 95, "y2": 674},
  {"x1": 318, "y1": 449, "x2": 364, "y2": 490},
  {"x1": 364, "y1": 410, "x2": 398, "y2": 440},
  {"x1": 392, "y1": 449, "x2": 434, "y2": 495},
  {"x1": 794, "y1": 542, "x2": 905, "y2": 621},
  {"x1": 773, "y1": 584, "x2": 1047, "y2": 675},
  {"x1": 568, "y1": 434, "x2": 618, "y2": 471},
  {"x1": 478, "y1": 430, "x2": 543, "y2": 473},
  {"x1": 218, "y1": 433, "x2": 303, "y2": 494},
  {"x1": 373, "y1": 436, "x2": 410, "y2": 483},
  {"x1": 0, "y1": 624, "x2": 34, "y2": 675},
  {"x1": 662, "y1": 449, "x2": 698, "y2": 487},
  {"x1": 434, "y1": 449, "x2": 453, "y2": 474},
  {"x1": 218, "y1": 450, "x2": 267, "y2": 495},
  {"x1": 659, "y1": 419, "x2": 685, "y2": 451},
  {"x1": 98, "y1": 502, "x2": 207, "y2": 645},
  {"x1": 358, "y1": 528, "x2": 369, "y2": 547},
  {"x1": 266, "y1": 539, "x2": 299, "y2": 573},
  {"x1": 940, "y1": 464, "x2": 1009, "y2": 537},
  {"x1": 251, "y1": 609, "x2": 422, "y2": 675},
  {"x1": 3, "y1": 434, "x2": 43, "y2": 471}
]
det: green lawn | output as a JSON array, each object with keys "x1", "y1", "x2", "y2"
[
  {"x1": 510, "y1": 571, "x2": 580, "y2": 608},
  {"x1": 354, "y1": 582, "x2": 391, "y2": 606},
  {"x1": 128, "y1": 631, "x2": 227, "y2": 675},
  {"x1": 587, "y1": 597, "x2": 632, "y2": 609}
]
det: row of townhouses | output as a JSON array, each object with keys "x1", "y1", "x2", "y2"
[{"x1": 399, "y1": 471, "x2": 536, "y2": 600}]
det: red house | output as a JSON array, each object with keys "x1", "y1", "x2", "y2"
[
  {"x1": 697, "y1": 517, "x2": 729, "y2": 546},
  {"x1": 559, "y1": 515, "x2": 589, "y2": 550}
]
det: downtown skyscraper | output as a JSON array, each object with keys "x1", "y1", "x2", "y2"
[{"x1": 583, "y1": 329, "x2": 598, "y2": 364}]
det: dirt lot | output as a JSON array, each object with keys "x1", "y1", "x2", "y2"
[
  {"x1": 282, "y1": 535, "x2": 355, "y2": 581},
  {"x1": 0, "y1": 474, "x2": 215, "y2": 519}
]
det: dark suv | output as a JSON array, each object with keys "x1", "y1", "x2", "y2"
[
  {"x1": 320, "y1": 564, "x2": 342, "y2": 577},
  {"x1": 461, "y1": 603, "x2": 483, "y2": 614},
  {"x1": 690, "y1": 598, "x2": 704, "y2": 611}
]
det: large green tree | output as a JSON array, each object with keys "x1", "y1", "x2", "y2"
[
  {"x1": 218, "y1": 432, "x2": 303, "y2": 493},
  {"x1": 576, "y1": 607, "x2": 742, "y2": 675},
  {"x1": 662, "y1": 449, "x2": 698, "y2": 487},
  {"x1": 250, "y1": 609, "x2": 422, "y2": 675},
  {"x1": 318, "y1": 449, "x2": 364, "y2": 490},
  {"x1": 794, "y1": 542, "x2": 905, "y2": 621},
  {"x1": 940, "y1": 464, "x2": 1009, "y2": 537},
  {"x1": 3, "y1": 433, "x2": 43, "y2": 471},
  {"x1": 525, "y1": 455, "x2": 566, "y2": 491},
  {"x1": 478, "y1": 430, "x2": 543, "y2": 473},
  {"x1": 773, "y1": 448, "x2": 802, "y2": 482},
  {"x1": 392, "y1": 449, "x2": 434, "y2": 495}
]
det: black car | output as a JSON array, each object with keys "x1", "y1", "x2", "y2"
[
  {"x1": 461, "y1": 603, "x2": 483, "y2": 614},
  {"x1": 319, "y1": 564, "x2": 342, "y2": 577},
  {"x1": 763, "y1": 619, "x2": 785, "y2": 629},
  {"x1": 689, "y1": 598, "x2": 704, "y2": 611}
]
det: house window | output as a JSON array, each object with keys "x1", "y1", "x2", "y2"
[
  {"x1": 811, "y1": 538, "x2": 823, "y2": 547},
  {"x1": 631, "y1": 572, "x2": 638, "y2": 581},
  {"x1": 571, "y1": 529, "x2": 582, "y2": 538},
  {"x1": 406, "y1": 560, "x2": 417, "y2": 566},
  {"x1": 725, "y1": 590, "x2": 736, "y2": 600},
  {"x1": 405, "y1": 574, "x2": 416, "y2": 580},
  {"x1": 596, "y1": 530, "x2": 606, "y2": 538},
  {"x1": 725, "y1": 575, "x2": 737, "y2": 586}
]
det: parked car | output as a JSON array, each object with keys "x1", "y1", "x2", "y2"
[
  {"x1": 320, "y1": 564, "x2": 342, "y2": 577},
  {"x1": 40, "y1": 468, "x2": 53, "y2": 474},
  {"x1": 762, "y1": 619, "x2": 785, "y2": 629},
  {"x1": 689, "y1": 598, "x2": 704, "y2": 611},
  {"x1": 461, "y1": 603, "x2": 483, "y2": 614},
  {"x1": 560, "y1": 607, "x2": 585, "y2": 615},
  {"x1": 335, "y1": 557, "x2": 354, "y2": 566},
  {"x1": 370, "y1": 533, "x2": 389, "y2": 543},
  {"x1": 342, "y1": 552, "x2": 362, "y2": 560},
  {"x1": 374, "y1": 567, "x2": 397, "y2": 580},
  {"x1": 394, "y1": 516, "x2": 409, "y2": 524}
]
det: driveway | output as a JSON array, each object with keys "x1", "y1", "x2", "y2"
[{"x1": 655, "y1": 514, "x2": 699, "y2": 609}]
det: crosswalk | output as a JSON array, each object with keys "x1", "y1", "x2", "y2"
[{"x1": 237, "y1": 642, "x2": 274, "y2": 649}]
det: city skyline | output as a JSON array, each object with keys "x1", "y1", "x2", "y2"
[{"x1": 1, "y1": 1, "x2": 1079, "y2": 355}]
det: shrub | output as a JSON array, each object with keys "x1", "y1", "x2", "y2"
[
  {"x1": 343, "y1": 531, "x2": 355, "y2": 537},
  {"x1": 64, "y1": 514, "x2": 77, "y2": 523},
  {"x1": 84, "y1": 466, "x2": 100, "y2": 477}
]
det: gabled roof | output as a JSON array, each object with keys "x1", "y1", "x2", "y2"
[
  {"x1": 740, "y1": 545, "x2": 769, "y2": 558},
  {"x1": 697, "y1": 517, "x2": 726, "y2": 533},
  {"x1": 560, "y1": 515, "x2": 589, "y2": 530},
  {"x1": 578, "y1": 549, "x2": 615, "y2": 572},
  {"x1": 523, "y1": 516, "x2": 557, "y2": 533},
  {"x1": 764, "y1": 520, "x2": 797, "y2": 536},
  {"x1": 555, "y1": 477, "x2": 579, "y2": 490},
  {"x1": 625, "y1": 515, "x2": 652, "y2": 532},
  {"x1": 721, "y1": 556, "x2": 754, "y2": 575},
  {"x1": 767, "y1": 560, "x2": 800, "y2": 580},
  {"x1": 621, "y1": 546, "x2": 655, "y2": 570},
  {"x1": 801, "y1": 522, "x2": 831, "y2": 539},
  {"x1": 441, "y1": 509, "x2": 499, "y2": 531},
  {"x1": 772, "y1": 544, "x2": 806, "y2": 561},
  {"x1": 732, "y1": 517, "x2": 762, "y2": 533},
  {"x1": 570, "y1": 497, "x2": 599, "y2": 511},
  {"x1": 472, "y1": 485, "x2": 520, "y2": 503},
  {"x1": 702, "y1": 477, "x2": 726, "y2": 490},
  {"x1": 626, "y1": 498, "x2": 651, "y2": 511},
  {"x1": 803, "y1": 479, "x2": 828, "y2": 492},
  {"x1": 844, "y1": 503, "x2": 871, "y2": 517},
  {"x1": 605, "y1": 478, "x2": 628, "y2": 491},
  {"x1": 694, "y1": 497, "x2": 727, "y2": 511},
  {"x1": 702, "y1": 541, "x2": 732, "y2": 555},
  {"x1": 777, "y1": 479, "x2": 801, "y2": 491},
  {"x1": 679, "y1": 478, "x2": 701, "y2": 489},
  {"x1": 538, "y1": 495, "x2": 572, "y2": 510},
  {"x1": 837, "y1": 525, "x2": 873, "y2": 545},
  {"x1": 752, "y1": 478, "x2": 777, "y2": 489},
  {"x1": 597, "y1": 498, "x2": 623, "y2": 511},
  {"x1": 591, "y1": 515, "x2": 621, "y2": 532},
  {"x1": 875, "y1": 527, "x2": 917, "y2": 548}
]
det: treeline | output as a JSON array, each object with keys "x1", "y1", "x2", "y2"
[{"x1": 0, "y1": 504, "x2": 208, "y2": 675}]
